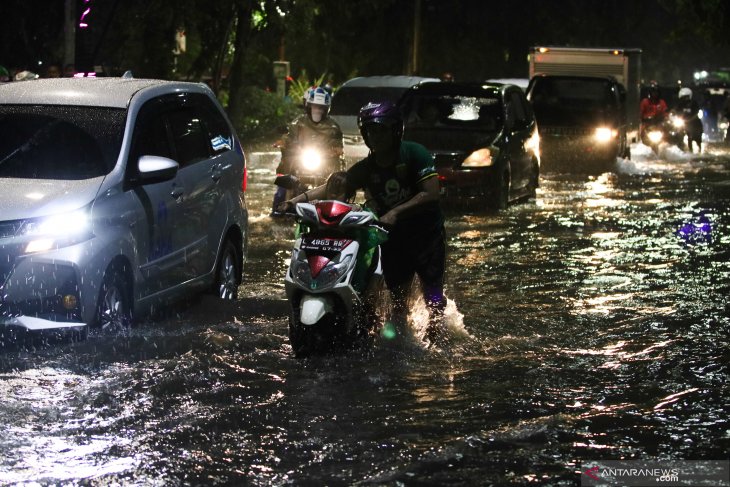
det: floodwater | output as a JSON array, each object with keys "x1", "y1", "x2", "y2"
[{"x1": 1, "y1": 142, "x2": 729, "y2": 485}]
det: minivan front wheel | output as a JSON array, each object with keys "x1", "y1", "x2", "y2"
[
  {"x1": 96, "y1": 263, "x2": 132, "y2": 332},
  {"x1": 214, "y1": 239, "x2": 240, "y2": 300}
]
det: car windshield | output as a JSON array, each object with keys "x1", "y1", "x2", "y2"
[
  {"x1": 0, "y1": 105, "x2": 126, "y2": 180},
  {"x1": 330, "y1": 87, "x2": 408, "y2": 115},
  {"x1": 530, "y1": 78, "x2": 616, "y2": 125},
  {"x1": 403, "y1": 93, "x2": 504, "y2": 131}
]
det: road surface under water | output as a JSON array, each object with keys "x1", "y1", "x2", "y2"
[{"x1": 1, "y1": 142, "x2": 729, "y2": 485}]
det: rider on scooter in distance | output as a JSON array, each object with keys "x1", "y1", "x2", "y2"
[
  {"x1": 676, "y1": 87, "x2": 703, "y2": 153},
  {"x1": 640, "y1": 83, "x2": 668, "y2": 149},
  {"x1": 279, "y1": 101, "x2": 448, "y2": 344},
  {"x1": 272, "y1": 86, "x2": 344, "y2": 214}
]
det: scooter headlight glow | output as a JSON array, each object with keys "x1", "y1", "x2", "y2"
[
  {"x1": 647, "y1": 130, "x2": 663, "y2": 144},
  {"x1": 300, "y1": 148, "x2": 323, "y2": 172},
  {"x1": 671, "y1": 116, "x2": 685, "y2": 129}
]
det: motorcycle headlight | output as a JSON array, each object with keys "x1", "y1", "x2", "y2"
[
  {"x1": 594, "y1": 127, "x2": 617, "y2": 143},
  {"x1": 647, "y1": 130, "x2": 663, "y2": 144},
  {"x1": 21, "y1": 208, "x2": 92, "y2": 253},
  {"x1": 301, "y1": 148, "x2": 323, "y2": 171},
  {"x1": 292, "y1": 253, "x2": 353, "y2": 290},
  {"x1": 671, "y1": 116, "x2": 685, "y2": 129},
  {"x1": 462, "y1": 147, "x2": 499, "y2": 168}
]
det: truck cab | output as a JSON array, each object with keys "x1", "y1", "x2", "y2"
[{"x1": 527, "y1": 74, "x2": 629, "y2": 172}]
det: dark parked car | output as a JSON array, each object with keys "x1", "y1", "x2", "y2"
[
  {"x1": 400, "y1": 81, "x2": 540, "y2": 209},
  {"x1": 526, "y1": 74, "x2": 629, "y2": 172}
]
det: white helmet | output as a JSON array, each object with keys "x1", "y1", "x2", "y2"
[
  {"x1": 678, "y1": 87, "x2": 692, "y2": 99},
  {"x1": 307, "y1": 86, "x2": 332, "y2": 108},
  {"x1": 306, "y1": 86, "x2": 331, "y2": 123}
]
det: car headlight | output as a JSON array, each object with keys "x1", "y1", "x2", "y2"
[
  {"x1": 594, "y1": 127, "x2": 617, "y2": 143},
  {"x1": 292, "y1": 252, "x2": 353, "y2": 290},
  {"x1": 647, "y1": 130, "x2": 663, "y2": 144},
  {"x1": 462, "y1": 147, "x2": 499, "y2": 168},
  {"x1": 300, "y1": 148, "x2": 323, "y2": 171},
  {"x1": 21, "y1": 208, "x2": 92, "y2": 253}
]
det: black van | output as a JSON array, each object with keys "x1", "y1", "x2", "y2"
[{"x1": 526, "y1": 74, "x2": 629, "y2": 172}]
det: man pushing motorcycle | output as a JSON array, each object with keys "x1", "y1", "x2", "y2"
[
  {"x1": 271, "y1": 86, "x2": 344, "y2": 214},
  {"x1": 279, "y1": 101, "x2": 447, "y2": 344}
]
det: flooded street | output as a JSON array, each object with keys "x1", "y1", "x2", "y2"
[{"x1": 1, "y1": 143, "x2": 729, "y2": 485}]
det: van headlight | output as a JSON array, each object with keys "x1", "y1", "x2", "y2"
[
  {"x1": 21, "y1": 208, "x2": 92, "y2": 253},
  {"x1": 462, "y1": 147, "x2": 499, "y2": 168},
  {"x1": 594, "y1": 127, "x2": 617, "y2": 143}
]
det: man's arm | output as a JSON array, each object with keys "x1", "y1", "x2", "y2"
[{"x1": 380, "y1": 176, "x2": 440, "y2": 226}]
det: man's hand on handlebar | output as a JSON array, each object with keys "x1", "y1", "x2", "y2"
[{"x1": 276, "y1": 200, "x2": 295, "y2": 214}]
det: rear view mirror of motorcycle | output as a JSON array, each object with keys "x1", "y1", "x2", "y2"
[{"x1": 275, "y1": 174, "x2": 300, "y2": 189}]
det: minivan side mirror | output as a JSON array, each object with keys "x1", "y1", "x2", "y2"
[{"x1": 138, "y1": 155, "x2": 179, "y2": 183}]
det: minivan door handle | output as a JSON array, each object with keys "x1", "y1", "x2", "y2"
[
  {"x1": 211, "y1": 164, "x2": 222, "y2": 182},
  {"x1": 170, "y1": 186, "x2": 185, "y2": 200}
]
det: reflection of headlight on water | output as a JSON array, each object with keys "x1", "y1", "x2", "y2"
[
  {"x1": 594, "y1": 127, "x2": 617, "y2": 143},
  {"x1": 22, "y1": 209, "x2": 92, "y2": 253},
  {"x1": 301, "y1": 149, "x2": 323, "y2": 171},
  {"x1": 647, "y1": 130, "x2": 663, "y2": 144}
]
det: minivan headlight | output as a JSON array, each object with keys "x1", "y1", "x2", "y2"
[{"x1": 22, "y1": 208, "x2": 92, "y2": 253}]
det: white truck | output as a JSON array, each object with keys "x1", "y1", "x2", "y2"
[{"x1": 529, "y1": 46, "x2": 642, "y2": 139}]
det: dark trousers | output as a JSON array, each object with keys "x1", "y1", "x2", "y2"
[{"x1": 381, "y1": 225, "x2": 446, "y2": 321}]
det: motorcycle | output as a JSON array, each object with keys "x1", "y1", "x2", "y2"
[
  {"x1": 271, "y1": 144, "x2": 345, "y2": 214},
  {"x1": 640, "y1": 116, "x2": 668, "y2": 154},
  {"x1": 283, "y1": 194, "x2": 388, "y2": 357},
  {"x1": 665, "y1": 111, "x2": 687, "y2": 148}
]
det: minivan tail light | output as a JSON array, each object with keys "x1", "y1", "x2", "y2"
[{"x1": 242, "y1": 165, "x2": 248, "y2": 192}]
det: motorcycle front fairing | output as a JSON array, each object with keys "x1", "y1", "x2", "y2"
[{"x1": 284, "y1": 201, "x2": 383, "y2": 328}]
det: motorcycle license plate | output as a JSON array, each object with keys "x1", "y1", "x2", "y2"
[{"x1": 300, "y1": 236, "x2": 353, "y2": 252}]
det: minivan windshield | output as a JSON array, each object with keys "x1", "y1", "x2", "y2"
[
  {"x1": 529, "y1": 78, "x2": 617, "y2": 125},
  {"x1": 330, "y1": 87, "x2": 409, "y2": 115},
  {"x1": 404, "y1": 93, "x2": 504, "y2": 131},
  {"x1": 0, "y1": 105, "x2": 126, "y2": 180}
]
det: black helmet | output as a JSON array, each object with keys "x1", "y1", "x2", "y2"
[{"x1": 357, "y1": 100, "x2": 403, "y2": 148}]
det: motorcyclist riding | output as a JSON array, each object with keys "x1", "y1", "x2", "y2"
[
  {"x1": 676, "y1": 87, "x2": 703, "y2": 153},
  {"x1": 271, "y1": 86, "x2": 344, "y2": 214},
  {"x1": 278, "y1": 101, "x2": 447, "y2": 344},
  {"x1": 639, "y1": 83, "x2": 667, "y2": 130},
  {"x1": 640, "y1": 83, "x2": 668, "y2": 144}
]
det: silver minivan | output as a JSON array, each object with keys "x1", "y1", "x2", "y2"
[{"x1": 0, "y1": 78, "x2": 248, "y2": 337}]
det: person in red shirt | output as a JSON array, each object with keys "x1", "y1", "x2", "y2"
[
  {"x1": 640, "y1": 84, "x2": 668, "y2": 140},
  {"x1": 640, "y1": 84, "x2": 668, "y2": 119}
]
